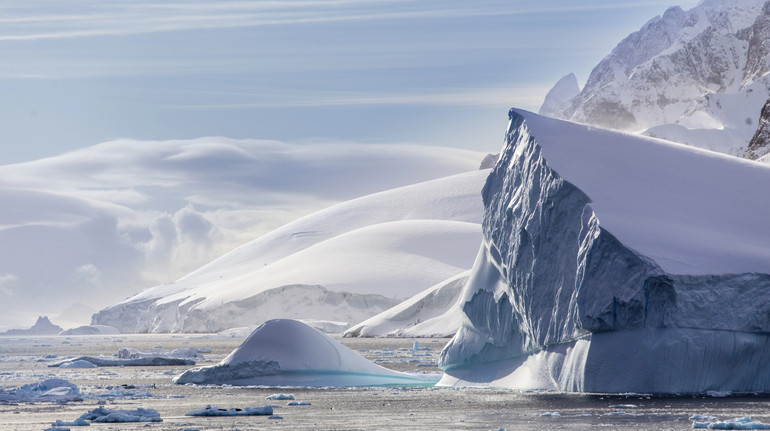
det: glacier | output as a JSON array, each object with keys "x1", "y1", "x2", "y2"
[
  {"x1": 438, "y1": 109, "x2": 770, "y2": 394},
  {"x1": 92, "y1": 171, "x2": 486, "y2": 333}
]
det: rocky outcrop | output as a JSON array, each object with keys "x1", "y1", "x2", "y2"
[{"x1": 746, "y1": 98, "x2": 770, "y2": 160}]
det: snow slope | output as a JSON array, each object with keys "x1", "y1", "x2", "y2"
[
  {"x1": 343, "y1": 270, "x2": 470, "y2": 338},
  {"x1": 174, "y1": 319, "x2": 437, "y2": 386},
  {"x1": 93, "y1": 171, "x2": 487, "y2": 333},
  {"x1": 438, "y1": 109, "x2": 770, "y2": 394},
  {"x1": 0, "y1": 137, "x2": 483, "y2": 330},
  {"x1": 546, "y1": 0, "x2": 770, "y2": 157}
]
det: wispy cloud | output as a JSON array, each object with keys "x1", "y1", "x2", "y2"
[
  {"x1": 163, "y1": 86, "x2": 551, "y2": 110},
  {"x1": 0, "y1": 0, "x2": 698, "y2": 42},
  {"x1": 0, "y1": 135, "x2": 485, "y2": 326}
]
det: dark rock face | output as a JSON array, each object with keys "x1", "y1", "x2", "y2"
[{"x1": 746, "y1": 98, "x2": 770, "y2": 160}]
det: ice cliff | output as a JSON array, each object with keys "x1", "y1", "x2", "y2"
[{"x1": 438, "y1": 110, "x2": 770, "y2": 394}]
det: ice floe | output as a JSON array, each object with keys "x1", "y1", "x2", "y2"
[{"x1": 185, "y1": 405, "x2": 273, "y2": 416}]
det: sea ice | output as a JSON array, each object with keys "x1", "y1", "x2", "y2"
[
  {"x1": 692, "y1": 417, "x2": 770, "y2": 429},
  {"x1": 287, "y1": 401, "x2": 311, "y2": 406},
  {"x1": 52, "y1": 418, "x2": 90, "y2": 426},
  {"x1": 79, "y1": 406, "x2": 162, "y2": 423},
  {"x1": 0, "y1": 378, "x2": 81, "y2": 403},
  {"x1": 185, "y1": 405, "x2": 273, "y2": 416},
  {"x1": 174, "y1": 319, "x2": 439, "y2": 387},
  {"x1": 266, "y1": 393, "x2": 294, "y2": 400},
  {"x1": 58, "y1": 359, "x2": 97, "y2": 369},
  {"x1": 49, "y1": 347, "x2": 199, "y2": 368}
]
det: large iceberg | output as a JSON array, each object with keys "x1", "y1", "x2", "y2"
[
  {"x1": 438, "y1": 109, "x2": 770, "y2": 394},
  {"x1": 174, "y1": 319, "x2": 438, "y2": 387}
]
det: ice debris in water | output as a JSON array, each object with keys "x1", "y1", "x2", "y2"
[
  {"x1": 287, "y1": 401, "x2": 311, "y2": 406},
  {"x1": 185, "y1": 405, "x2": 273, "y2": 416},
  {"x1": 691, "y1": 417, "x2": 770, "y2": 429},
  {"x1": 0, "y1": 378, "x2": 81, "y2": 403},
  {"x1": 59, "y1": 359, "x2": 98, "y2": 369},
  {"x1": 690, "y1": 414, "x2": 718, "y2": 421},
  {"x1": 79, "y1": 407, "x2": 162, "y2": 423},
  {"x1": 266, "y1": 393, "x2": 294, "y2": 400},
  {"x1": 609, "y1": 404, "x2": 638, "y2": 409},
  {"x1": 540, "y1": 412, "x2": 561, "y2": 417},
  {"x1": 52, "y1": 418, "x2": 90, "y2": 426}
]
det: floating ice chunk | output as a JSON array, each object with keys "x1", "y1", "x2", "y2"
[
  {"x1": 50, "y1": 356, "x2": 194, "y2": 367},
  {"x1": 268, "y1": 415, "x2": 283, "y2": 420},
  {"x1": 691, "y1": 417, "x2": 770, "y2": 429},
  {"x1": 44, "y1": 427, "x2": 70, "y2": 431},
  {"x1": 174, "y1": 319, "x2": 439, "y2": 387},
  {"x1": 79, "y1": 407, "x2": 162, "y2": 423},
  {"x1": 287, "y1": 401, "x2": 311, "y2": 406},
  {"x1": 52, "y1": 418, "x2": 90, "y2": 426},
  {"x1": 540, "y1": 412, "x2": 561, "y2": 417},
  {"x1": 59, "y1": 360, "x2": 98, "y2": 369},
  {"x1": 266, "y1": 394, "x2": 294, "y2": 400},
  {"x1": 413, "y1": 342, "x2": 420, "y2": 350},
  {"x1": 609, "y1": 404, "x2": 638, "y2": 409},
  {"x1": 0, "y1": 378, "x2": 81, "y2": 403},
  {"x1": 707, "y1": 391, "x2": 733, "y2": 398},
  {"x1": 690, "y1": 414, "x2": 718, "y2": 421},
  {"x1": 184, "y1": 405, "x2": 273, "y2": 416},
  {"x1": 117, "y1": 347, "x2": 204, "y2": 360}
]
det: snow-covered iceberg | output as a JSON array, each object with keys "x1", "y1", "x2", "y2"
[
  {"x1": 174, "y1": 319, "x2": 438, "y2": 387},
  {"x1": 438, "y1": 109, "x2": 770, "y2": 394},
  {"x1": 93, "y1": 171, "x2": 486, "y2": 333}
]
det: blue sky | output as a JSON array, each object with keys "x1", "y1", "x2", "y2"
[{"x1": 1, "y1": 0, "x2": 700, "y2": 163}]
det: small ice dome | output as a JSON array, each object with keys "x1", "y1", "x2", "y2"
[
  {"x1": 174, "y1": 319, "x2": 438, "y2": 387},
  {"x1": 59, "y1": 359, "x2": 98, "y2": 369}
]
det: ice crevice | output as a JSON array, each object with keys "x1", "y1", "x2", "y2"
[{"x1": 438, "y1": 109, "x2": 770, "y2": 394}]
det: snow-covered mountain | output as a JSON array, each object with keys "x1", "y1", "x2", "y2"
[
  {"x1": 92, "y1": 170, "x2": 487, "y2": 333},
  {"x1": 0, "y1": 136, "x2": 484, "y2": 330},
  {"x1": 547, "y1": 0, "x2": 770, "y2": 158},
  {"x1": 438, "y1": 110, "x2": 770, "y2": 394}
]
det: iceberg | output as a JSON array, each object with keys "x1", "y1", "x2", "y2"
[
  {"x1": 174, "y1": 319, "x2": 438, "y2": 387},
  {"x1": 438, "y1": 109, "x2": 770, "y2": 394}
]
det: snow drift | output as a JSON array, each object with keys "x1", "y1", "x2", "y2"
[
  {"x1": 174, "y1": 319, "x2": 437, "y2": 387},
  {"x1": 93, "y1": 171, "x2": 485, "y2": 333},
  {"x1": 438, "y1": 109, "x2": 770, "y2": 394}
]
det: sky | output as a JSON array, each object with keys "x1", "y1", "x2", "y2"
[
  {"x1": 0, "y1": 0, "x2": 700, "y2": 164},
  {"x1": 0, "y1": 0, "x2": 704, "y2": 329}
]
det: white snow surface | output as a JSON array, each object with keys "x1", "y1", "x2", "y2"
[
  {"x1": 0, "y1": 135, "x2": 483, "y2": 330},
  {"x1": 343, "y1": 270, "x2": 469, "y2": 338},
  {"x1": 94, "y1": 170, "x2": 486, "y2": 333},
  {"x1": 511, "y1": 110, "x2": 770, "y2": 276},
  {"x1": 173, "y1": 319, "x2": 438, "y2": 387},
  {"x1": 438, "y1": 110, "x2": 770, "y2": 394}
]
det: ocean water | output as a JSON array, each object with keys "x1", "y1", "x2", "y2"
[{"x1": 2, "y1": 334, "x2": 770, "y2": 430}]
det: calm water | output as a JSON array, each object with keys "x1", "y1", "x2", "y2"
[{"x1": 2, "y1": 334, "x2": 770, "y2": 430}]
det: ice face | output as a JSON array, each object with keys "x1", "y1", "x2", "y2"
[{"x1": 439, "y1": 110, "x2": 770, "y2": 394}]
